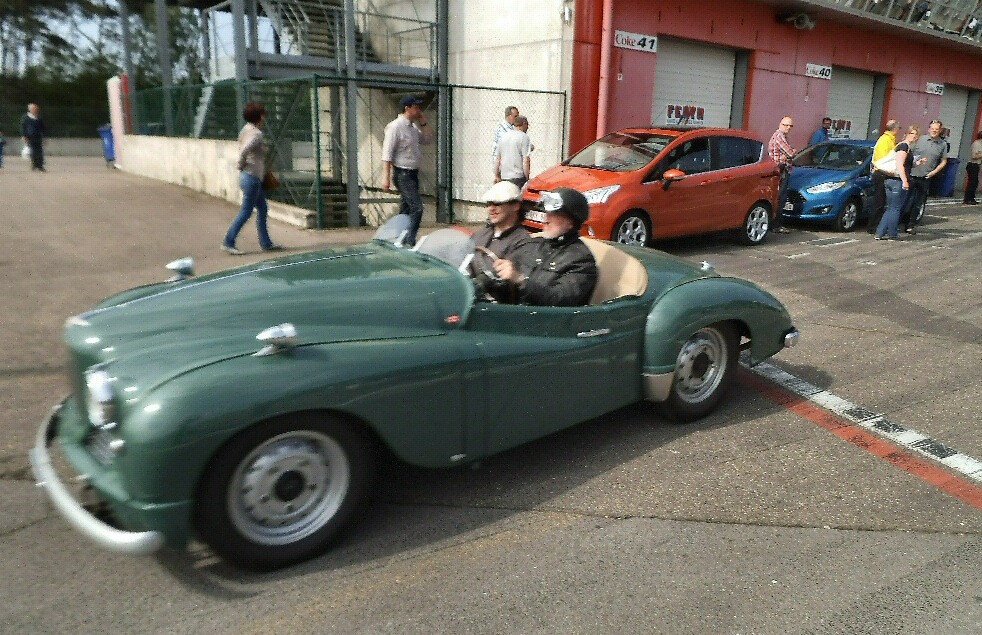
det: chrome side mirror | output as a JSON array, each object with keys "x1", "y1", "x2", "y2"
[
  {"x1": 254, "y1": 323, "x2": 298, "y2": 357},
  {"x1": 166, "y1": 257, "x2": 195, "y2": 282}
]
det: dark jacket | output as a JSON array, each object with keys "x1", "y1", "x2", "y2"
[
  {"x1": 517, "y1": 230, "x2": 598, "y2": 306},
  {"x1": 471, "y1": 223, "x2": 533, "y2": 303},
  {"x1": 21, "y1": 115, "x2": 45, "y2": 143}
]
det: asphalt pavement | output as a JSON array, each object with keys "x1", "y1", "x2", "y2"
[{"x1": 3, "y1": 157, "x2": 982, "y2": 635}]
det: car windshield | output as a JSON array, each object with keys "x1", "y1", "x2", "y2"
[
  {"x1": 373, "y1": 216, "x2": 475, "y2": 270},
  {"x1": 566, "y1": 132, "x2": 674, "y2": 172},
  {"x1": 793, "y1": 143, "x2": 872, "y2": 170}
]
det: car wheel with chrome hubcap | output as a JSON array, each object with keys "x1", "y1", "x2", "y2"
[
  {"x1": 662, "y1": 323, "x2": 738, "y2": 422},
  {"x1": 195, "y1": 414, "x2": 375, "y2": 570}
]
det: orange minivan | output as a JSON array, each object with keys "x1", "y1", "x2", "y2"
[{"x1": 523, "y1": 127, "x2": 780, "y2": 246}]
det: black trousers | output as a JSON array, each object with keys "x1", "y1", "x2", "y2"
[
  {"x1": 901, "y1": 176, "x2": 929, "y2": 229},
  {"x1": 28, "y1": 137, "x2": 44, "y2": 170},
  {"x1": 867, "y1": 170, "x2": 887, "y2": 232},
  {"x1": 965, "y1": 162, "x2": 979, "y2": 203}
]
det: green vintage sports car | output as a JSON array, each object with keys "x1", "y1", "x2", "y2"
[{"x1": 30, "y1": 218, "x2": 798, "y2": 570}]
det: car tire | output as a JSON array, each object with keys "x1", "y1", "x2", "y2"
[
  {"x1": 738, "y1": 204, "x2": 770, "y2": 245},
  {"x1": 194, "y1": 413, "x2": 376, "y2": 570},
  {"x1": 661, "y1": 322, "x2": 739, "y2": 422},
  {"x1": 611, "y1": 211, "x2": 652, "y2": 246},
  {"x1": 835, "y1": 199, "x2": 860, "y2": 232}
]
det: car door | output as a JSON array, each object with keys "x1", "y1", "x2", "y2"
[
  {"x1": 713, "y1": 136, "x2": 772, "y2": 229},
  {"x1": 465, "y1": 300, "x2": 647, "y2": 456},
  {"x1": 641, "y1": 136, "x2": 724, "y2": 237}
]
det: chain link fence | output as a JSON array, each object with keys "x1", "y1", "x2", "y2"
[{"x1": 131, "y1": 76, "x2": 566, "y2": 228}]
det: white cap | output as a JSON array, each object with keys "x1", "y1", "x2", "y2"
[{"x1": 481, "y1": 181, "x2": 522, "y2": 204}]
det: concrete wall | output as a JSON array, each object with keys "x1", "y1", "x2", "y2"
[
  {"x1": 120, "y1": 135, "x2": 241, "y2": 203},
  {"x1": 25, "y1": 138, "x2": 105, "y2": 157}
]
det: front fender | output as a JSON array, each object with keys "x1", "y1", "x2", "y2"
[
  {"x1": 114, "y1": 334, "x2": 481, "y2": 504},
  {"x1": 644, "y1": 277, "x2": 795, "y2": 374}
]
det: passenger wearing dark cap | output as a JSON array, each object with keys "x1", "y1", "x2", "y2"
[
  {"x1": 493, "y1": 187, "x2": 598, "y2": 306},
  {"x1": 471, "y1": 181, "x2": 534, "y2": 303},
  {"x1": 382, "y1": 94, "x2": 433, "y2": 246}
]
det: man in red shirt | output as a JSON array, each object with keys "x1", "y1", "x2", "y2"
[{"x1": 768, "y1": 116, "x2": 797, "y2": 233}]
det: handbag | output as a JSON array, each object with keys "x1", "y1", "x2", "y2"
[
  {"x1": 262, "y1": 170, "x2": 280, "y2": 191},
  {"x1": 873, "y1": 145, "x2": 901, "y2": 177}
]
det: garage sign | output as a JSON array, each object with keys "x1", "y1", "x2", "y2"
[
  {"x1": 666, "y1": 104, "x2": 706, "y2": 126},
  {"x1": 805, "y1": 63, "x2": 832, "y2": 80},
  {"x1": 614, "y1": 30, "x2": 658, "y2": 53},
  {"x1": 925, "y1": 82, "x2": 944, "y2": 95}
]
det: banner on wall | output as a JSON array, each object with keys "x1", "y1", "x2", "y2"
[
  {"x1": 666, "y1": 104, "x2": 706, "y2": 127},
  {"x1": 827, "y1": 118, "x2": 853, "y2": 139}
]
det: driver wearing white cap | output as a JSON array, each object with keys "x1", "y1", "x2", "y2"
[{"x1": 471, "y1": 181, "x2": 533, "y2": 303}]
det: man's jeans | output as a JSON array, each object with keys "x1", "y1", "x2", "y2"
[
  {"x1": 394, "y1": 167, "x2": 423, "y2": 246},
  {"x1": 773, "y1": 166, "x2": 790, "y2": 229},
  {"x1": 224, "y1": 172, "x2": 273, "y2": 249}
]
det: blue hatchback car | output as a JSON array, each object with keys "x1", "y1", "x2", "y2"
[{"x1": 782, "y1": 140, "x2": 875, "y2": 231}]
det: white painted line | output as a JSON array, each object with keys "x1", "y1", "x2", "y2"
[
  {"x1": 821, "y1": 238, "x2": 859, "y2": 247},
  {"x1": 786, "y1": 252, "x2": 811, "y2": 259},
  {"x1": 743, "y1": 359, "x2": 982, "y2": 484}
]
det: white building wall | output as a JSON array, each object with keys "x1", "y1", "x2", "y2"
[{"x1": 447, "y1": 0, "x2": 574, "y2": 215}]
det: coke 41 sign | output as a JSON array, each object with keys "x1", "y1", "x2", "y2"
[{"x1": 614, "y1": 30, "x2": 658, "y2": 53}]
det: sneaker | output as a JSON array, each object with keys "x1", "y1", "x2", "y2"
[
  {"x1": 262, "y1": 243, "x2": 284, "y2": 251},
  {"x1": 874, "y1": 235, "x2": 884, "y2": 240},
  {"x1": 221, "y1": 244, "x2": 244, "y2": 255},
  {"x1": 905, "y1": 227, "x2": 917, "y2": 235}
]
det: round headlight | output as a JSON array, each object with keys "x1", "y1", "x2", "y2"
[{"x1": 85, "y1": 369, "x2": 117, "y2": 427}]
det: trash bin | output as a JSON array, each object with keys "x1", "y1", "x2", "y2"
[
  {"x1": 97, "y1": 124, "x2": 115, "y2": 166},
  {"x1": 929, "y1": 157, "x2": 959, "y2": 197}
]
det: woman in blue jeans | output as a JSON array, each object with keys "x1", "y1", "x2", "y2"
[
  {"x1": 223, "y1": 102, "x2": 281, "y2": 255},
  {"x1": 876, "y1": 126, "x2": 918, "y2": 240}
]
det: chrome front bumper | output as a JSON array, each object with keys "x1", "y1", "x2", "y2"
[{"x1": 28, "y1": 401, "x2": 165, "y2": 556}]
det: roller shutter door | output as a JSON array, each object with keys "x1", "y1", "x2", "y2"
[
  {"x1": 940, "y1": 85, "x2": 969, "y2": 157},
  {"x1": 827, "y1": 67, "x2": 875, "y2": 139},
  {"x1": 651, "y1": 37, "x2": 735, "y2": 128}
]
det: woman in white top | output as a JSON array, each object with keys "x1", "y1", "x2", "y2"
[{"x1": 222, "y1": 102, "x2": 281, "y2": 254}]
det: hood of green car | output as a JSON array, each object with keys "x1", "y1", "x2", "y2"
[{"x1": 66, "y1": 242, "x2": 472, "y2": 388}]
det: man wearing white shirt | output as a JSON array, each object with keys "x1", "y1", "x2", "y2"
[
  {"x1": 382, "y1": 95, "x2": 433, "y2": 246},
  {"x1": 496, "y1": 116, "x2": 532, "y2": 188},
  {"x1": 492, "y1": 106, "x2": 519, "y2": 175}
]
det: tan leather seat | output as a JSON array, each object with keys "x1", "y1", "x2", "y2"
[{"x1": 581, "y1": 237, "x2": 649, "y2": 304}]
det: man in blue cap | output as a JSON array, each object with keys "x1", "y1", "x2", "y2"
[{"x1": 382, "y1": 94, "x2": 433, "y2": 246}]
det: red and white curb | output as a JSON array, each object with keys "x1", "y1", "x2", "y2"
[{"x1": 739, "y1": 358, "x2": 982, "y2": 509}]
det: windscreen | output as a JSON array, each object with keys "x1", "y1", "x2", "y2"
[
  {"x1": 566, "y1": 132, "x2": 674, "y2": 172},
  {"x1": 414, "y1": 229, "x2": 476, "y2": 270},
  {"x1": 793, "y1": 143, "x2": 872, "y2": 170}
]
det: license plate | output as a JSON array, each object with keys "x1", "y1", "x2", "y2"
[
  {"x1": 526, "y1": 210, "x2": 547, "y2": 223},
  {"x1": 783, "y1": 202, "x2": 794, "y2": 211}
]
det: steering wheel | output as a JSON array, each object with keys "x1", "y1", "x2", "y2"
[{"x1": 474, "y1": 246, "x2": 502, "y2": 281}]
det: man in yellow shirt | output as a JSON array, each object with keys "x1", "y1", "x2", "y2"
[{"x1": 867, "y1": 120, "x2": 902, "y2": 233}]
